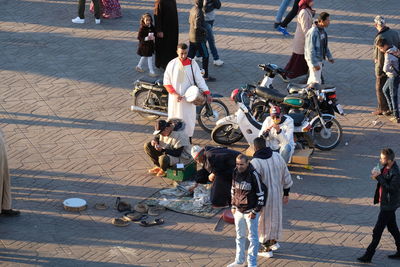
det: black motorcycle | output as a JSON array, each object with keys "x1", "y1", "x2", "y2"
[{"x1": 130, "y1": 78, "x2": 229, "y2": 133}]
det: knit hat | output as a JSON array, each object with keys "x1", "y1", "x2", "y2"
[
  {"x1": 374, "y1": 15, "x2": 385, "y2": 26},
  {"x1": 191, "y1": 145, "x2": 204, "y2": 160}
]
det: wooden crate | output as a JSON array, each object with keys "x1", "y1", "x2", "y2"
[{"x1": 166, "y1": 161, "x2": 197, "y2": 181}]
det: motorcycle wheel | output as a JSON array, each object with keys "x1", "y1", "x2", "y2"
[
  {"x1": 211, "y1": 124, "x2": 243, "y2": 145},
  {"x1": 311, "y1": 117, "x2": 342, "y2": 151},
  {"x1": 251, "y1": 101, "x2": 271, "y2": 122},
  {"x1": 133, "y1": 89, "x2": 163, "y2": 120},
  {"x1": 198, "y1": 99, "x2": 230, "y2": 133}
]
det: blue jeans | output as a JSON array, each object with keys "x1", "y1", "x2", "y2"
[
  {"x1": 233, "y1": 211, "x2": 260, "y2": 267},
  {"x1": 196, "y1": 20, "x2": 219, "y2": 60},
  {"x1": 280, "y1": 144, "x2": 293, "y2": 163},
  {"x1": 382, "y1": 75, "x2": 399, "y2": 118},
  {"x1": 188, "y1": 42, "x2": 209, "y2": 78},
  {"x1": 275, "y1": 0, "x2": 292, "y2": 23}
]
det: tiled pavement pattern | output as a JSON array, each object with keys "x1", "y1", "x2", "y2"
[{"x1": 1, "y1": 0, "x2": 400, "y2": 266}]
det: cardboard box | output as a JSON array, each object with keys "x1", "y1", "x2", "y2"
[
  {"x1": 166, "y1": 161, "x2": 197, "y2": 181},
  {"x1": 291, "y1": 148, "x2": 313, "y2": 165}
]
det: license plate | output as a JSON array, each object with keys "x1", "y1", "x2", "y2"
[{"x1": 336, "y1": 104, "x2": 344, "y2": 115}]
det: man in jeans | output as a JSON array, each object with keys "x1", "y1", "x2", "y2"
[
  {"x1": 304, "y1": 12, "x2": 334, "y2": 84},
  {"x1": 228, "y1": 154, "x2": 266, "y2": 267},
  {"x1": 274, "y1": 0, "x2": 300, "y2": 36},
  {"x1": 71, "y1": 0, "x2": 101, "y2": 24},
  {"x1": 357, "y1": 148, "x2": 400, "y2": 263}
]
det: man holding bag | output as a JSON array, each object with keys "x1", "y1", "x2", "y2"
[{"x1": 164, "y1": 43, "x2": 211, "y2": 139}]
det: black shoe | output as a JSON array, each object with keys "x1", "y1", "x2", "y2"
[
  {"x1": 273, "y1": 22, "x2": 280, "y2": 29},
  {"x1": 204, "y1": 76, "x2": 216, "y2": 82},
  {"x1": 1, "y1": 209, "x2": 20, "y2": 216},
  {"x1": 388, "y1": 252, "x2": 400, "y2": 259},
  {"x1": 357, "y1": 254, "x2": 372, "y2": 263}
]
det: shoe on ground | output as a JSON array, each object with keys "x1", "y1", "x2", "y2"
[
  {"x1": 1, "y1": 209, "x2": 20, "y2": 216},
  {"x1": 148, "y1": 166, "x2": 161, "y2": 174},
  {"x1": 277, "y1": 26, "x2": 290, "y2": 36},
  {"x1": 226, "y1": 262, "x2": 246, "y2": 267},
  {"x1": 135, "y1": 66, "x2": 145, "y2": 73},
  {"x1": 371, "y1": 110, "x2": 383, "y2": 116},
  {"x1": 258, "y1": 245, "x2": 273, "y2": 258},
  {"x1": 95, "y1": 19, "x2": 101, "y2": 24},
  {"x1": 269, "y1": 242, "x2": 280, "y2": 251},
  {"x1": 156, "y1": 169, "x2": 166, "y2": 177},
  {"x1": 149, "y1": 72, "x2": 158, "y2": 77},
  {"x1": 72, "y1": 17, "x2": 85, "y2": 24},
  {"x1": 357, "y1": 254, "x2": 372, "y2": 263},
  {"x1": 388, "y1": 251, "x2": 400, "y2": 259},
  {"x1": 204, "y1": 76, "x2": 216, "y2": 82},
  {"x1": 274, "y1": 22, "x2": 280, "y2": 29},
  {"x1": 194, "y1": 56, "x2": 202, "y2": 62},
  {"x1": 389, "y1": 116, "x2": 400, "y2": 123},
  {"x1": 213, "y1": 59, "x2": 224, "y2": 66},
  {"x1": 383, "y1": 110, "x2": 392, "y2": 116}
]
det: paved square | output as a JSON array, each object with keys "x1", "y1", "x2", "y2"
[{"x1": 1, "y1": 0, "x2": 400, "y2": 266}]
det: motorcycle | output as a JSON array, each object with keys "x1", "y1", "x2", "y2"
[
  {"x1": 211, "y1": 83, "x2": 344, "y2": 151},
  {"x1": 130, "y1": 78, "x2": 229, "y2": 133}
]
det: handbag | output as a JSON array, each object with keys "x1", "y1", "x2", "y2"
[{"x1": 189, "y1": 62, "x2": 206, "y2": 106}]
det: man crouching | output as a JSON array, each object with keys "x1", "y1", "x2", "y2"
[
  {"x1": 228, "y1": 154, "x2": 266, "y2": 267},
  {"x1": 144, "y1": 119, "x2": 192, "y2": 177}
]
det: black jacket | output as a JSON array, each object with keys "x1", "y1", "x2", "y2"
[
  {"x1": 231, "y1": 164, "x2": 265, "y2": 214},
  {"x1": 189, "y1": 0, "x2": 207, "y2": 43},
  {"x1": 204, "y1": 0, "x2": 221, "y2": 13},
  {"x1": 374, "y1": 162, "x2": 400, "y2": 211}
]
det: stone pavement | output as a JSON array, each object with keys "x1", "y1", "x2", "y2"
[{"x1": 1, "y1": 0, "x2": 400, "y2": 266}]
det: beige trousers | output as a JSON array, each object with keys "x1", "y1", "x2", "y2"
[{"x1": 0, "y1": 134, "x2": 12, "y2": 212}]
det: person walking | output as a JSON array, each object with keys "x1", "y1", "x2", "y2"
[
  {"x1": 357, "y1": 148, "x2": 400, "y2": 263},
  {"x1": 372, "y1": 16, "x2": 400, "y2": 116},
  {"x1": 163, "y1": 43, "x2": 211, "y2": 139},
  {"x1": 304, "y1": 12, "x2": 334, "y2": 84},
  {"x1": 284, "y1": 0, "x2": 315, "y2": 79},
  {"x1": 227, "y1": 154, "x2": 266, "y2": 267},
  {"x1": 376, "y1": 39, "x2": 400, "y2": 123},
  {"x1": 251, "y1": 137, "x2": 292, "y2": 258},
  {"x1": 136, "y1": 13, "x2": 157, "y2": 77},
  {"x1": 190, "y1": 145, "x2": 240, "y2": 208},
  {"x1": 0, "y1": 129, "x2": 20, "y2": 217},
  {"x1": 276, "y1": 0, "x2": 300, "y2": 36},
  {"x1": 154, "y1": 0, "x2": 179, "y2": 69},
  {"x1": 188, "y1": 0, "x2": 216, "y2": 81},
  {"x1": 201, "y1": 0, "x2": 224, "y2": 66},
  {"x1": 72, "y1": 0, "x2": 101, "y2": 24}
]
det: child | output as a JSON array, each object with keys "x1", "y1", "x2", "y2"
[
  {"x1": 136, "y1": 13, "x2": 157, "y2": 77},
  {"x1": 376, "y1": 38, "x2": 400, "y2": 123}
]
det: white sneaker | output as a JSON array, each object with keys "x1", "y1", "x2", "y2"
[
  {"x1": 227, "y1": 262, "x2": 246, "y2": 267},
  {"x1": 95, "y1": 19, "x2": 101, "y2": 24},
  {"x1": 258, "y1": 250, "x2": 273, "y2": 258},
  {"x1": 213, "y1": 59, "x2": 224, "y2": 66},
  {"x1": 270, "y1": 242, "x2": 280, "y2": 251},
  {"x1": 72, "y1": 17, "x2": 85, "y2": 24},
  {"x1": 194, "y1": 56, "x2": 202, "y2": 62}
]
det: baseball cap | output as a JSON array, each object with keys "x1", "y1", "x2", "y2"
[
  {"x1": 191, "y1": 145, "x2": 204, "y2": 160},
  {"x1": 374, "y1": 15, "x2": 385, "y2": 26},
  {"x1": 270, "y1": 106, "x2": 281, "y2": 117},
  {"x1": 153, "y1": 120, "x2": 168, "y2": 135}
]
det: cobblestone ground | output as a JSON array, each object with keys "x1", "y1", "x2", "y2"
[{"x1": 1, "y1": 0, "x2": 400, "y2": 266}]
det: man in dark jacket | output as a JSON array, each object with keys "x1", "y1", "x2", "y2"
[
  {"x1": 358, "y1": 148, "x2": 400, "y2": 263},
  {"x1": 372, "y1": 16, "x2": 400, "y2": 115},
  {"x1": 228, "y1": 154, "x2": 265, "y2": 267},
  {"x1": 187, "y1": 0, "x2": 215, "y2": 81},
  {"x1": 190, "y1": 145, "x2": 240, "y2": 207}
]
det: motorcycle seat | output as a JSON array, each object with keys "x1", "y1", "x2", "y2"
[
  {"x1": 255, "y1": 86, "x2": 286, "y2": 102},
  {"x1": 287, "y1": 112, "x2": 305, "y2": 127},
  {"x1": 136, "y1": 78, "x2": 164, "y2": 86}
]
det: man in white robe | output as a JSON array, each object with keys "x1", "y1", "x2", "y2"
[
  {"x1": 250, "y1": 137, "x2": 292, "y2": 258},
  {"x1": 163, "y1": 43, "x2": 211, "y2": 138}
]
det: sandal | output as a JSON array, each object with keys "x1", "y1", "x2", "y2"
[
  {"x1": 139, "y1": 218, "x2": 164, "y2": 227},
  {"x1": 115, "y1": 197, "x2": 131, "y2": 212},
  {"x1": 94, "y1": 203, "x2": 108, "y2": 210},
  {"x1": 112, "y1": 217, "x2": 130, "y2": 227},
  {"x1": 147, "y1": 205, "x2": 166, "y2": 216},
  {"x1": 123, "y1": 212, "x2": 147, "y2": 222},
  {"x1": 148, "y1": 166, "x2": 161, "y2": 174},
  {"x1": 134, "y1": 203, "x2": 149, "y2": 213}
]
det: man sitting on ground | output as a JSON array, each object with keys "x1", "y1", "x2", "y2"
[
  {"x1": 259, "y1": 106, "x2": 295, "y2": 163},
  {"x1": 144, "y1": 119, "x2": 192, "y2": 177}
]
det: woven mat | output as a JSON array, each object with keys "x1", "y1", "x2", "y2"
[{"x1": 141, "y1": 187, "x2": 223, "y2": 219}]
